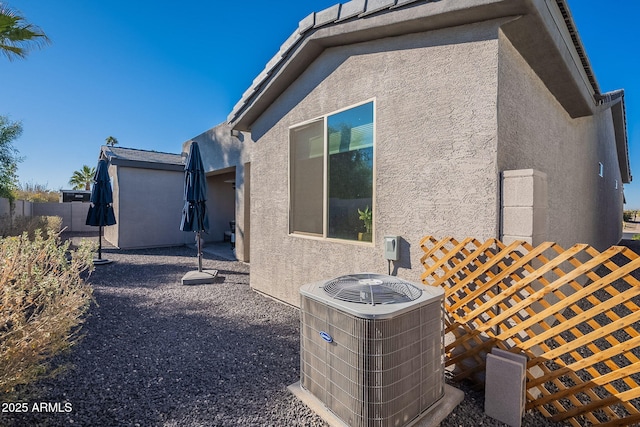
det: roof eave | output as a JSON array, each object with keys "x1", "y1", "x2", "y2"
[
  {"x1": 229, "y1": 0, "x2": 608, "y2": 130},
  {"x1": 100, "y1": 145, "x2": 185, "y2": 171},
  {"x1": 228, "y1": 0, "x2": 527, "y2": 130},
  {"x1": 599, "y1": 90, "x2": 632, "y2": 184},
  {"x1": 553, "y1": 0, "x2": 600, "y2": 95},
  {"x1": 500, "y1": 0, "x2": 598, "y2": 118},
  {"x1": 106, "y1": 158, "x2": 185, "y2": 172}
]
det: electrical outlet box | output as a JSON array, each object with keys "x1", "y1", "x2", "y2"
[{"x1": 383, "y1": 236, "x2": 400, "y2": 261}]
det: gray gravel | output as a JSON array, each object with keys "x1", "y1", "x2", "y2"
[{"x1": 1, "y1": 240, "x2": 565, "y2": 427}]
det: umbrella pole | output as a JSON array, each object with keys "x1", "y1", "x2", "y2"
[
  {"x1": 98, "y1": 225, "x2": 103, "y2": 260},
  {"x1": 197, "y1": 231, "x2": 203, "y2": 272}
]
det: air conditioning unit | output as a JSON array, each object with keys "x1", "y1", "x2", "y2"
[{"x1": 300, "y1": 273, "x2": 445, "y2": 427}]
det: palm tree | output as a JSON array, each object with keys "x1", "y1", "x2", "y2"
[
  {"x1": 69, "y1": 165, "x2": 95, "y2": 190},
  {"x1": 0, "y1": 3, "x2": 50, "y2": 61},
  {"x1": 105, "y1": 136, "x2": 118, "y2": 147}
]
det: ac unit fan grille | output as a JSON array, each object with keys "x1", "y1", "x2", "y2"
[{"x1": 322, "y1": 273, "x2": 422, "y2": 305}]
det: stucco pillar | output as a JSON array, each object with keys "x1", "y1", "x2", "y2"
[
  {"x1": 501, "y1": 169, "x2": 548, "y2": 245},
  {"x1": 501, "y1": 169, "x2": 551, "y2": 383},
  {"x1": 235, "y1": 163, "x2": 250, "y2": 263}
]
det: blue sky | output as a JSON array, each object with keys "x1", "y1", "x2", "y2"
[{"x1": 1, "y1": 0, "x2": 639, "y2": 209}]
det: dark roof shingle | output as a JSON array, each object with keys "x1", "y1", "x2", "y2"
[{"x1": 101, "y1": 146, "x2": 185, "y2": 170}]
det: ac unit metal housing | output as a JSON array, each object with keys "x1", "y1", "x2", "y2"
[{"x1": 300, "y1": 273, "x2": 445, "y2": 427}]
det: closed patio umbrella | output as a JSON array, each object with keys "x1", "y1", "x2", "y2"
[
  {"x1": 86, "y1": 159, "x2": 116, "y2": 265},
  {"x1": 180, "y1": 141, "x2": 217, "y2": 285},
  {"x1": 180, "y1": 141, "x2": 209, "y2": 234}
]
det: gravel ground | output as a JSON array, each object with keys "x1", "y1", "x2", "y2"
[{"x1": 1, "y1": 238, "x2": 573, "y2": 427}]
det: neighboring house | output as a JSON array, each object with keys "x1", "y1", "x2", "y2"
[
  {"x1": 99, "y1": 146, "x2": 189, "y2": 249},
  {"x1": 195, "y1": 0, "x2": 630, "y2": 306}
]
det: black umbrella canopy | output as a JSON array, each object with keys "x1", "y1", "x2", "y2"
[
  {"x1": 180, "y1": 142, "x2": 209, "y2": 232},
  {"x1": 85, "y1": 158, "x2": 115, "y2": 264},
  {"x1": 86, "y1": 159, "x2": 116, "y2": 227}
]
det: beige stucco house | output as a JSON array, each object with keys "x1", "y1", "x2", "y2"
[
  {"x1": 194, "y1": 0, "x2": 631, "y2": 307},
  {"x1": 100, "y1": 146, "x2": 191, "y2": 249}
]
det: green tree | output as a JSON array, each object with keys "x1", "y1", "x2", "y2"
[
  {"x1": 105, "y1": 136, "x2": 118, "y2": 147},
  {"x1": 0, "y1": 2, "x2": 50, "y2": 61},
  {"x1": 0, "y1": 115, "x2": 23, "y2": 201},
  {"x1": 69, "y1": 165, "x2": 95, "y2": 190}
]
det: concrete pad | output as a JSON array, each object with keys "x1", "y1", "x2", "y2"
[
  {"x1": 181, "y1": 270, "x2": 218, "y2": 285},
  {"x1": 202, "y1": 243, "x2": 236, "y2": 261},
  {"x1": 288, "y1": 382, "x2": 464, "y2": 427},
  {"x1": 485, "y1": 352, "x2": 526, "y2": 427}
]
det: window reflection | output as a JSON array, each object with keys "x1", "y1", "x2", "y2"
[
  {"x1": 289, "y1": 101, "x2": 374, "y2": 242},
  {"x1": 327, "y1": 103, "x2": 374, "y2": 241}
]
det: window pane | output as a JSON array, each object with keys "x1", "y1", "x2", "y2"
[
  {"x1": 327, "y1": 102, "x2": 374, "y2": 241},
  {"x1": 290, "y1": 120, "x2": 324, "y2": 235}
]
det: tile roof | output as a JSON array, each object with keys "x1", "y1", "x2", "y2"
[
  {"x1": 223, "y1": 0, "x2": 630, "y2": 184},
  {"x1": 227, "y1": 0, "x2": 602, "y2": 127},
  {"x1": 101, "y1": 146, "x2": 185, "y2": 168},
  {"x1": 599, "y1": 90, "x2": 632, "y2": 183}
]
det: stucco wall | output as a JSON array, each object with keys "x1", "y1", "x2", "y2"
[
  {"x1": 32, "y1": 202, "x2": 93, "y2": 232},
  {"x1": 110, "y1": 166, "x2": 187, "y2": 249},
  {"x1": 205, "y1": 171, "x2": 236, "y2": 243},
  {"x1": 1, "y1": 198, "x2": 93, "y2": 232},
  {"x1": 0, "y1": 199, "x2": 34, "y2": 218},
  {"x1": 189, "y1": 123, "x2": 252, "y2": 261},
  {"x1": 12, "y1": 200, "x2": 33, "y2": 217},
  {"x1": 104, "y1": 164, "x2": 119, "y2": 246},
  {"x1": 249, "y1": 21, "x2": 504, "y2": 306},
  {"x1": 0, "y1": 197, "x2": 9, "y2": 216},
  {"x1": 497, "y1": 32, "x2": 624, "y2": 250},
  {"x1": 0, "y1": 199, "x2": 93, "y2": 232}
]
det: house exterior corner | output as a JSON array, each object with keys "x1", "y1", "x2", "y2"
[
  {"x1": 247, "y1": 20, "x2": 503, "y2": 306},
  {"x1": 208, "y1": 0, "x2": 631, "y2": 307}
]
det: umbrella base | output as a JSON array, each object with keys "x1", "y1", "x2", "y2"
[
  {"x1": 181, "y1": 269, "x2": 218, "y2": 285},
  {"x1": 93, "y1": 258, "x2": 113, "y2": 265}
]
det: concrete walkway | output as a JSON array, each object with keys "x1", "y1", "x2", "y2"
[
  {"x1": 200, "y1": 241, "x2": 237, "y2": 261},
  {"x1": 622, "y1": 221, "x2": 640, "y2": 240}
]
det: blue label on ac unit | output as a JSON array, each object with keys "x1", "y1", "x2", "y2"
[{"x1": 319, "y1": 331, "x2": 333, "y2": 343}]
